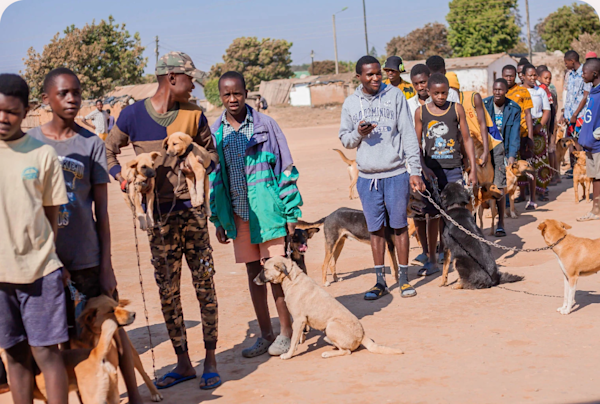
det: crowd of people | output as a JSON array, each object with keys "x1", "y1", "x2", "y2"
[{"x1": 0, "y1": 46, "x2": 599, "y2": 404}]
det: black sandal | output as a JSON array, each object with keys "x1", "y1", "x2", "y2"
[
  {"x1": 364, "y1": 283, "x2": 389, "y2": 300},
  {"x1": 494, "y1": 227, "x2": 506, "y2": 237}
]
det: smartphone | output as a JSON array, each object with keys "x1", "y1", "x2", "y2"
[{"x1": 359, "y1": 121, "x2": 372, "y2": 128}]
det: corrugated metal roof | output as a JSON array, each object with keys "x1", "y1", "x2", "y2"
[
  {"x1": 105, "y1": 83, "x2": 158, "y2": 100},
  {"x1": 404, "y1": 53, "x2": 510, "y2": 71}
]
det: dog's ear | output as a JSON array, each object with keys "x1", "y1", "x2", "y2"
[
  {"x1": 162, "y1": 136, "x2": 169, "y2": 150},
  {"x1": 78, "y1": 307, "x2": 98, "y2": 326},
  {"x1": 150, "y1": 151, "x2": 162, "y2": 161},
  {"x1": 512, "y1": 162, "x2": 519, "y2": 170},
  {"x1": 561, "y1": 222, "x2": 572, "y2": 230},
  {"x1": 118, "y1": 299, "x2": 131, "y2": 308},
  {"x1": 127, "y1": 159, "x2": 138, "y2": 169},
  {"x1": 274, "y1": 261, "x2": 289, "y2": 276},
  {"x1": 306, "y1": 227, "x2": 320, "y2": 238},
  {"x1": 537, "y1": 221, "x2": 547, "y2": 232}
]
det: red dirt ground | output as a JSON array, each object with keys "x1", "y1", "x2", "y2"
[{"x1": 3, "y1": 122, "x2": 600, "y2": 404}]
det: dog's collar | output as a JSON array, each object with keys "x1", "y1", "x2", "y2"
[
  {"x1": 179, "y1": 144, "x2": 194, "y2": 160},
  {"x1": 549, "y1": 234, "x2": 567, "y2": 248},
  {"x1": 446, "y1": 203, "x2": 466, "y2": 211}
]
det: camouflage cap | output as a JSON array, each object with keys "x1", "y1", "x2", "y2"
[{"x1": 155, "y1": 51, "x2": 206, "y2": 81}]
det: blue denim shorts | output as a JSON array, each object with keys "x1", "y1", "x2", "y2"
[
  {"x1": 357, "y1": 172, "x2": 410, "y2": 232},
  {"x1": 0, "y1": 269, "x2": 68, "y2": 349}
]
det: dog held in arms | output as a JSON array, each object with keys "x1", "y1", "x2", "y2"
[
  {"x1": 439, "y1": 183, "x2": 524, "y2": 289},
  {"x1": 122, "y1": 152, "x2": 162, "y2": 231},
  {"x1": 255, "y1": 256, "x2": 404, "y2": 359},
  {"x1": 163, "y1": 131, "x2": 213, "y2": 214},
  {"x1": 538, "y1": 219, "x2": 600, "y2": 315}
]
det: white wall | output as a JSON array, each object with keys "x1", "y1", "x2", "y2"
[
  {"x1": 487, "y1": 56, "x2": 518, "y2": 94},
  {"x1": 290, "y1": 84, "x2": 311, "y2": 106},
  {"x1": 452, "y1": 68, "x2": 488, "y2": 95}
]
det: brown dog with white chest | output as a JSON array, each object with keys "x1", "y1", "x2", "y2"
[
  {"x1": 122, "y1": 152, "x2": 162, "y2": 230},
  {"x1": 505, "y1": 160, "x2": 534, "y2": 218},
  {"x1": 163, "y1": 131, "x2": 212, "y2": 214},
  {"x1": 538, "y1": 219, "x2": 600, "y2": 315},
  {"x1": 572, "y1": 151, "x2": 592, "y2": 203}
]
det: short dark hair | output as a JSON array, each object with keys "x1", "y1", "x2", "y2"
[
  {"x1": 96, "y1": 99, "x2": 103, "y2": 104},
  {"x1": 428, "y1": 73, "x2": 448, "y2": 89},
  {"x1": 425, "y1": 56, "x2": 445, "y2": 74},
  {"x1": 0, "y1": 74, "x2": 29, "y2": 108},
  {"x1": 218, "y1": 71, "x2": 246, "y2": 90},
  {"x1": 536, "y1": 65, "x2": 549, "y2": 76},
  {"x1": 410, "y1": 64, "x2": 430, "y2": 78},
  {"x1": 42, "y1": 67, "x2": 79, "y2": 94},
  {"x1": 356, "y1": 55, "x2": 380, "y2": 74},
  {"x1": 106, "y1": 109, "x2": 111, "y2": 114},
  {"x1": 502, "y1": 64, "x2": 517, "y2": 74},
  {"x1": 494, "y1": 78, "x2": 509, "y2": 90},
  {"x1": 518, "y1": 57, "x2": 530, "y2": 66},
  {"x1": 565, "y1": 50, "x2": 580, "y2": 61},
  {"x1": 584, "y1": 58, "x2": 600, "y2": 74},
  {"x1": 523, "y1": 64, "x2": 537, "y2": 75}
]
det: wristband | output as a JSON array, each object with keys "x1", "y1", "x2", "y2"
[{"x1": 120, "y1": 179, "x2": 128, "y2": 192}]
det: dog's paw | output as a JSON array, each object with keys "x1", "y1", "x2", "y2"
[
  {"x1": 280, "y1": 353, "x2": 292, "y2": 360},
  {"x1": 151, "y1": 393, "x2": 164, "y2": 402},
  {"x1": 147, "y1": 215, "x2": 155, "y2": 229},
  {"x1": 138, "y1": 215, "x2": 148, "y2": 231},
  {"x1": 558, "y1": 307, "x2": 571, "y2": 315},
  {"x1": 321, "y1": 352, "x2": 331, "y2": 359},
  {"x1": 439, "y1": 281, "x2": 447, "y2": 287},
  {"x1": 509, "y1": 212, "x2": 518, "y2": 219},
  {"x1": 324, "y1": 281, "x2": 331, "y2": 287}
]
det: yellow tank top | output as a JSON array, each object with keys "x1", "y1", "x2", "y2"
[{"x1": 460, "y1": 91, "x2": 502, "y2": 150}]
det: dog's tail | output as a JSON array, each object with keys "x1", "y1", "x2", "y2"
[
  {"x1": 296, "y1": 218, "x2": 326, "y2": 229},
  {"x1": 333, "y1": 149, "x2": 355, "y2": 166},
  {"x1": 361, "y1": 336, "x2": 404, "y2": 355},
  {"x1": 499, "y1": 271, "x2": 524, "y2": 284}
]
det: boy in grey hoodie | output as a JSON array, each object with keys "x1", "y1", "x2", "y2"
[{"x1": 339, "y1": 55, "x2": 425, "y2": 299}]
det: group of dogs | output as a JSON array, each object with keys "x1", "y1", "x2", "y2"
[{"x1": 11, "y1": 128, "x2": 600, "y2": 402}]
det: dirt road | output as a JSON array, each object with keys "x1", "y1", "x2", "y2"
[{"x1": 4, "y1": 123, "x2": 599, "y2": 404}]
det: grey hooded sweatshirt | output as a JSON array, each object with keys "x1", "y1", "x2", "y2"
[{"x1": 339, "y1": 83, "x2": 422, "y2": 179}]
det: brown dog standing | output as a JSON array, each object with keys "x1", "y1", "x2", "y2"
[
  {"x1": 505, "y1": 160, "x2": 534, "y2": 218},
  {"x1": 122, "y1": 152, "x2": 161, "y2": 230},
  {"x1": 163, "y1": 131, "x2": 212, "y2": 214},
  {"x1": 572, "y1": 151, "x2": 592, "y2": 203}
]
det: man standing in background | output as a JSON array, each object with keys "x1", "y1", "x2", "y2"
[
  {"x1": 383, "y1": 56, "x2": 415, "y2": 100},
  {"x1": 82, "y1": 99, "x2": 108, "y2": 141}
]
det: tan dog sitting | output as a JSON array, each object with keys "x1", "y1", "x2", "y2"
[
  {"x1": 538, "y1": 219, "x2": 600, "y2": 315},
  {"x1": 505, "y1": 160, "x2": 534, "y2": 218},
  {"x1": 163, "y1": 132, "x2": 212, "y2": 214},
  {"x1": 255, "y1": 256, "x2": 404, "y2": 359},
  {"x1": 572, "y1": 151, "x2": 592, "y2": 203},
  {"x1": 122, "y1": 152, "x2": 161, "y2": 231}
]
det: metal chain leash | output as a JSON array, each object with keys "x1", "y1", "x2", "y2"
[
  {"x1": 496, "y1": 285, "x2": 562, "y2": 298},
  {"x1": 416, "y1": 189, "x2": 563, "y2": 253}
]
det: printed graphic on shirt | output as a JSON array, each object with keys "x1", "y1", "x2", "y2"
[
  {"x1": 495, "y1": 111, "x2": 504, "y2": 131},
  {"x1": 57, "y1": 156, "x2": 84, "y2": 228},
  {"x1": 22, "y1": 167, "x2": 39, "y2": 180},
  {"x1": 351, "y1": 105, "x2": 395, "y2": 135},
  {"x1": 426, "y1": 120, "x2": 455, "y2": 159},
  {"x1": 584, "y1": 97, "x2": 595, "y2": 124}
]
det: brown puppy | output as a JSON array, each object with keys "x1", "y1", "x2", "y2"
[
  {"x1": 538, "y1": 219, "x2": 600, "y2": 314},
  {"x1": 556, "y1": 137, "x2": 575, "y2": 169},
  {"x1": 333, "y1": 149, "x2": 359, "y2": 200},
  {"x1": 505, "y1": 160, "x2": 534, "y2": 218},
  {"x1": 163, "y1": 131, "x2": 212, "y2": 214},
  {"x1": 75, "y1": 296, "x2": 163, "y2": 402},
  {"x1": 572, "y1": 151, "x2": 592, "y2": 203},
  {"x1": 471, "y1": 183, "x2": 502, "y2": 234},
  {"x1": 122, "y1": 152, "x2": 161, "y2": 230},
  {"x1": 255, "y1": 257, "x2": 404, "y2": 359}
]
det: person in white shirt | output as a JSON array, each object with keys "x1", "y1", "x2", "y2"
[
  {"x1": 425, "y1": 55, "x2": 460, "y2": 102},
  {"x1": 407, "y1": 64, "x2": 432, "y2": 121},
  {"x1": 82, "y1": 99, "x2": 108, "y2": 140}
]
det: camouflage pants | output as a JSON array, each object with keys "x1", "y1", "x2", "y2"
[{"x1": 148, "y1": 207, "x2": 218, "y2": 354}]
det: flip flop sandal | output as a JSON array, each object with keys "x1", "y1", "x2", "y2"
[
  {"x1": 242, "y1": 337, "x2": 272, "y2": 358},
  {"x1": 399, "y1": 283, "x2": 417, "y2": 298},
  {"x1": 418, "y1": 262, "x2": 441, "y2": 276},
  {"x1": 154, "y1": 372, "x2": 197, "y2": 390},
  {"x1": 268, "y1": 335, "x2": 291, "y2": 356},
  {"x1": 577, "y1": 212, "x2": 600, "y2": 222},
  {"x1": 537, "y1": 195, "x2": 549, "y2": 202},
  {"x1": 412, "y1": 253, "x2": 428, "y2": 265},
  {"x1": 364, "y1": 283, "x2": 389, "y2": 300},
  {"x1": 200, "y1": 372, "x2": 222, "y2": 390},
  {"x1": 525, "y1": 202, "x2": 537, "y2": 211},
  {"x1": 494, "y1": 227, "x2": 507, "y2": 237}
]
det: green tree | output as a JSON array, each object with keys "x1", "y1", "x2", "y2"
[
  {"x1": 536, "y1": 3, "x2": 600, "y2": 52},
  {"x1": 23, "y1": 16, "x2": 146, "y2": 100},
  {"x1": 209, "y1": 37, "x2": 293, "y2": 91},
  {"x1": 571, "y1": 32, "x2": 600, "y2": 60},
  {"x1": 308, "y1": 60, "x2": 350, "y2": 75},
  {"x1": 204, "y1": 78, "x2": 222, "y2": 107},
  {"x1": 386, "y1": 22, "x2": 451, "y2": 60},
  {"x1": 446, "y1": 0, "x2": 520, "y2": 57}
]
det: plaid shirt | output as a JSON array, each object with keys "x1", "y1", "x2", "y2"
[
  {"x1": 222, "y1": 107, "x2": 253, "y2": 221},
  {"x1": 564, "y1": 65, "x2": 592, "y2": 120}
]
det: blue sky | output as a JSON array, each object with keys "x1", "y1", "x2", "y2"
[{"x1": 0, "y1": 0, "x2": 590, "y2": 75}]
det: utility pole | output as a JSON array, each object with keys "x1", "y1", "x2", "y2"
[
  {"x1": 524, "y1": 0, "x2": 533, "y2": 62},
  {"x1": 362, "y1": 0, "x2": 369, "y2": 54},
  {"x1": 332, "y1": 7, "x2": 348, "y2": 75},
  {"x1": 155, "y1": 35, "x2": 159, "y2": 66},
  {"x1": 311, "y1": 50, "x2": 315, "y2": 75}
]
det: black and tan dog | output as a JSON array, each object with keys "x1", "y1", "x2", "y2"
[
  {"x1": 439, "y1": 182, "x2": 524, "y2": 289},
  {"x1": 287, "y1": 227, "x2": 320, "y2": 273}
]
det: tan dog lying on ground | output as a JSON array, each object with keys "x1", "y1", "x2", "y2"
[
  {"x1": 572, "y1": 151, "x2": 592, "y2": 203},
  {"x1": 1, "y1": 296, "x2": 144, "y2": 404},
  {"x1": 164, "y1": 132, "x2": 212, "y2": 214},
  {"x1": 255, "y1": 256, "x2": 404, "y2": 359},
  {"x1": 122, "y1": 152, "x2": 161, "y2": 231},
  {"x1": 505, "y1": 160, "x2": 534, "y2": 218},
  {"x1": 538, "y1": 219, "x2": 600, "y2": 315},
  {"x1": 74, "y1": 296, "x2": 163, "y2": 402},
  {"x1": 333, "y1": 149, "x2": 359, "y2": 200}
]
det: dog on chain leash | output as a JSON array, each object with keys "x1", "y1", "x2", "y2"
[
  {"x1": 163, "y1": 131, "x2": 212, "y2": 214},
  {"x1": 333, "y1": 149, "x2": 359, "y2": 199},
  {"x1": 538, "y1": 219, "x2": 600, "y2": 315},
  {"x1": 505, "y1": 160, "x2": 535, "y2": 218},
  {"x1": 439, "y1": 182, "x2": 524, "y2": 289},
  {"x1": 122, "y1": 152, "x2": 162, "y2": 231},
  {"x1": 255, "y1": 256, "x2": 403, "y2": 359},
  {"x1": 572, "y1": 151, "x2": 592, "y2": 203}
]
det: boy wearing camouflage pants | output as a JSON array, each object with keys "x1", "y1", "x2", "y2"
[{"x1": 106, "y1": 52, "x2": 221, "y2": 390}]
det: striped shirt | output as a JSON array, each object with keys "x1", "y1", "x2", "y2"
[{"x1": 222, "y1": 107, "x2": 253, "y2": 220}]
